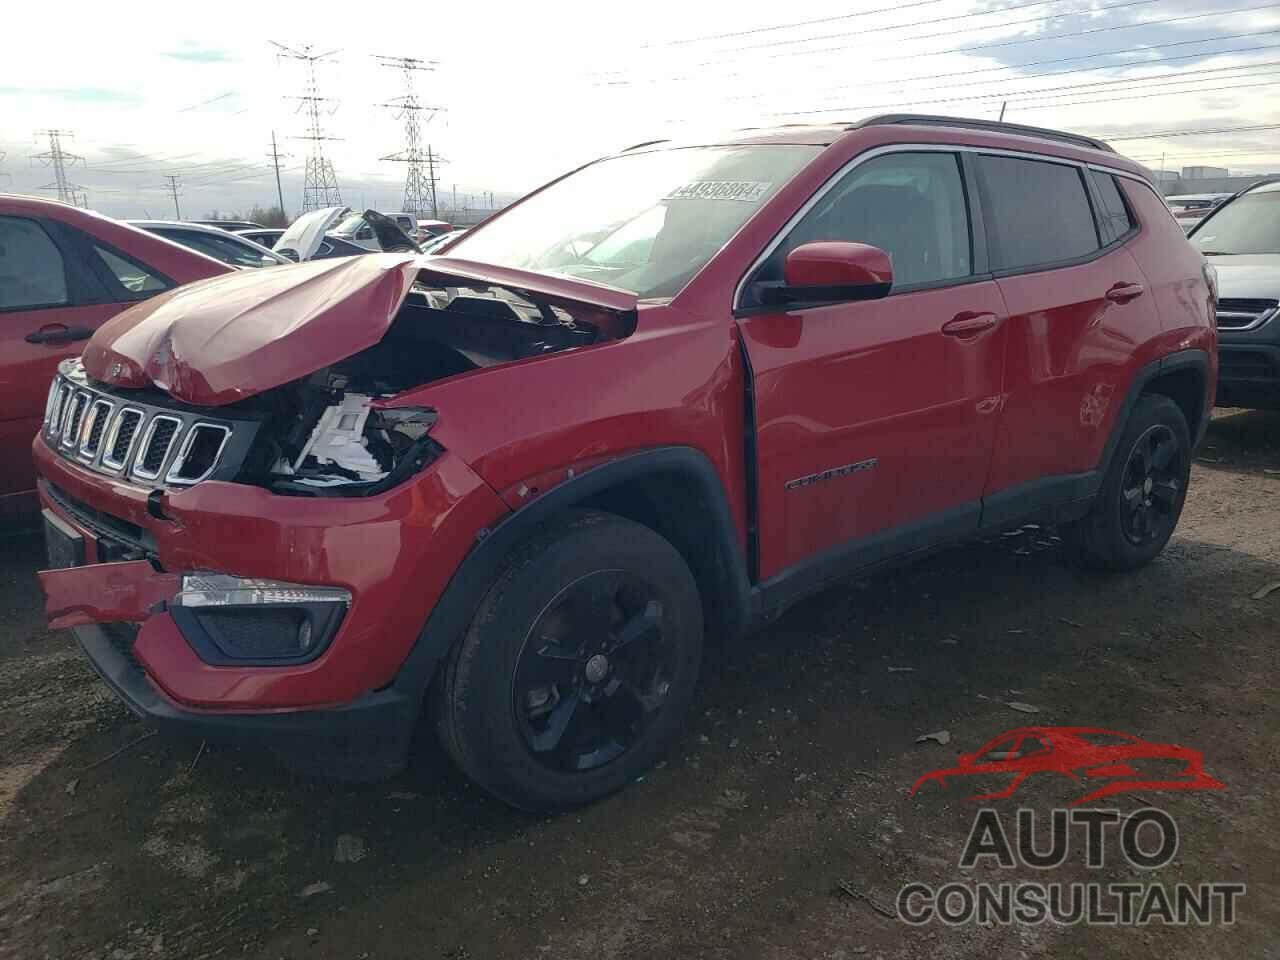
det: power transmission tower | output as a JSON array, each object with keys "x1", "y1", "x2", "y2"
[
  {"x1": 375, "y1": 54, "x2": 444, "y2": 218},
  {"x1": 270, "y1": 41, "x2": 343, "y2": 211},
  {"x1": 267, "y1": 131, "x2": 288, "y2": 218},
  {"x1": 163, "y1": 174, "x2": 182, "y2": 219},
  {"x1": 34, "y1": 130, "x2": 85, "y2": 205}
]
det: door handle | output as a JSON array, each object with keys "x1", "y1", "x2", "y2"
[
  {"x1": 941, "y1": 311, "x2": 1000, "y2": 337},
  {"x1": 1105, "y1": 282, "x2": 1145, "y2": 304},
  {"x1": 25, "y1": 326, "x2": 93, "y2": 345}
]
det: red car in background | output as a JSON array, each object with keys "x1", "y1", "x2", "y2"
[{"x1": 0, "y1": 196, "x2": 231, "y2": 512}]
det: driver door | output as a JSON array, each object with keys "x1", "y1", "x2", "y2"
[{"x1": 736, "y1": 150, "x2": 1008, "y2": 582}]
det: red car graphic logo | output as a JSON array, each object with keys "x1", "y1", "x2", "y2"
[{"x1": 910, "y1": 726, "x2": 1225, "y2": 806}]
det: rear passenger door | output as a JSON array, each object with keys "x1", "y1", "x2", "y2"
[
  {"x1": 737, "y1": 150, "x2": 1009, "y2": 581},
  {"x1": 975, "y1": 154, "x2": 1161, "y2": 522}
]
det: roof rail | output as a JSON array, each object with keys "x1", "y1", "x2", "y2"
[{"x1": 855, "y1": 114, "x2": 1115, "y2": 154}]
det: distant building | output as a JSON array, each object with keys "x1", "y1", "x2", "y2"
[
  {"x1": 1151, "y1": 169, "x2": 1180, "y2": 182},
  {"x1": 1181, "y1": 165, "x2": 1229, "y2": 180}
]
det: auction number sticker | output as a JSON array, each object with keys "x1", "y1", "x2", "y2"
[{"x1": 666, "y1": 180, "x2": 773, "y2": 202}]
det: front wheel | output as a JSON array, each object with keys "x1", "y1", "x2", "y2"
[
  {"x1": 1063, "y1": 393, "x2": 1191, "y2": 571},
  {"x1": 435, "y1": 510, "x2": 703, "y2": 811}
]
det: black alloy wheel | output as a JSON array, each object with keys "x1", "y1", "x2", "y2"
[
  {"x1": 513, "y1": 570, "x2": 677, "y2": 773},
  {"x1": 436, "y1": 510, "x2": 703, "y2": 811},
  {"x1": 1118, "y1": 423, "x2": 1184, "y2": 547}
]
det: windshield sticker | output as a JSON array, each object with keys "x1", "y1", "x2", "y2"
[{"x1": 666, "y1": 180, "x2": 773, "y2": 202}]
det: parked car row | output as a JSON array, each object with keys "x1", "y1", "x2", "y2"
[
  {"x1": 28, "y1": 115, "x2": 1219, "y2": 811},
  {"x1": 1166, "y1": 193, "x2": 1232, "y2": 233}
]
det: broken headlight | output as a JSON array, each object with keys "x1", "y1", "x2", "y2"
[{"x1": 269, "y1": 396, "x2": 440, "y2": 496}]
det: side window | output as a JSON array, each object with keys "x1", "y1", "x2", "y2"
[
  {"x1": 976, "y1": 155, "x2": 1100, "y2": 271},
  {"x1": 761, "y1": 151, "x2": 972, "y2": 290},
  {"x1": 160, "y1": 229, "x2": 266, "y2": 268},
  {"x1": 1089, "y1": 171, "x2": 1137, "y2": 240},
  {"x1": 93, "y1": 245, "x2": 169, "y2": 298},
  {"x1": 0, "y1": 216, "x2": 69, "y2": 310}
]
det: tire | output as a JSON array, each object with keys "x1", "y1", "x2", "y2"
[
  {"x1": 435, "y1": 510, "x2": 703, "y2": 811},
  {"x1": 1063, "y1": 393, "x2": 1191, "y2": 572}
]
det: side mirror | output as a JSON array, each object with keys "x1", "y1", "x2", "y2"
[{"x1": 771, "y1": 241, "x2": 893, "y2": 306}]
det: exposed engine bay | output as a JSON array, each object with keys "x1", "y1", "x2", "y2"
[{"x1": 239, "y1": 279, "x2": 634, "y2": 495}]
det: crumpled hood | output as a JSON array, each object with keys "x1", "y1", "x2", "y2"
[
  {"x1": 83, "y1": 253, "x2": 420, "y2": 406},
  {"x1": 1205, "y1": 254, "x2": 1280, "y2": 301},
  {"x1": 82, "y1": 252, "x2": 639, "y2": 407}
]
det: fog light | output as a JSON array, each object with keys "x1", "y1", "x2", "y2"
[
  {"x1": 297, "y1": 618, "x2": 314, "y2": 653},
  {"x1": 174, "y1": 573, "x2": 351, "y2": 608}
]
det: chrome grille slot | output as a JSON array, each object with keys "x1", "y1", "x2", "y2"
[
  {"x1": 60, "y1": 392, "x2": 89, "y2": 449},
  {"x1": 48, "y1": 383, "x2": 72, "y2": 438},
  {"x1": 78, "y1": 399, "x2": 114, "y2": 459},
  {"x1": 102, "y1": 408, "x2": 144, "y2": 470},
  {"x1": 43, "y1": 379, "x2": 61, "y2": 429},
  {"x1": 166, "y1": 423, "x2": 231, "y2": 484},
  {"x1": 1217, "y1": 298, "x2": 1278, "y2": 331},
  {"x1": 133, "y1": 416, "x2": 181, "y2": 479},
  {"x1": 41, "y1": 363, "x2": 248, "y2": 488}
]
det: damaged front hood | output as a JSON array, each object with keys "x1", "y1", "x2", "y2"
[
  {"x1": 83, "y1": 254, "x2": 421, "y2": 406},
  {"x1": 82, "y1": 253, "x2": 639, "y2": 407}
]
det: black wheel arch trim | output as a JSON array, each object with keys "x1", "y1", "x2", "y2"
[{"x1": 389, "y1": 445, "x2": 755, "y2": 711}]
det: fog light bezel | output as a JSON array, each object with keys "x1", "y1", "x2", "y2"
[{"x1": 170, "y1": 573, "x2": 350, "y2": 666}]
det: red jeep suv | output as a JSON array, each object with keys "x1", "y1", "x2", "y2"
[{"x1": 36, "y1": 116, "x2": 1215, "y2": 809}]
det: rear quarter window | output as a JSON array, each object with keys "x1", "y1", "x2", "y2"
[
  {"x1": 976, "y1": 155, "x2": 1101, "y2": 271},
  {"x1": 1089, "y1": 171, "x2": 1138, "y2": 240}
]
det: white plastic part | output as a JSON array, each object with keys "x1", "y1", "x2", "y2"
[
  {"x1": 293, "y1": 393, "x2": 387, "y2": 482},
  {"x1": 174, "y1": 573, "x2": 351, "y2": 608}
]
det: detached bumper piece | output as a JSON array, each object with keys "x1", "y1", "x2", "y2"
[
  {"x1": 73, "y1": 621, "x2": 417, "y2": 780},
  {"x1": 38, "y1": 555, "x2": 412, "y2": 780}
]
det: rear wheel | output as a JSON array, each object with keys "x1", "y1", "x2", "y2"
[
  {"x1": 435, "y1": 510, "x2": 703, "y2": 811},
  {"x1": 1064, "y1": 393, "x2": 1191, "y2": 571}
]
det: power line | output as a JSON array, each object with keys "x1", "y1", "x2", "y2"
[
  {"x1": 271, "y1": 40, "x2": 343, "y2": 211},
  {"x1": 375, "y1": 54, "x2": 444, "y2": 218},
  {"x1": 639, "y1": 0, "x2": 951, "y2": 48},
  {"x1": 1010, "y1": 75, "x2": 1280, "y2": 112},
  {"x1": 741, "y1": 0, "x2": 1279, "y2": 64},
  {"x1": 612, "y1": 0, "x2": 1280, "y2": 89},
  {"x1": 786, "y1": 57, "x2": 1280, "y2": 117},
  {"x1": 1098, "y1": 123, "x2": 1280, "y2": 142},
  {"x1": 747, "y1": 30, "x2": 1280, "y2": 106},
  {"x1": 720, "y1": 0, "x2": 1159, "y2": 55}
]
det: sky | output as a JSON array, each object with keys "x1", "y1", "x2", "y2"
[{"x1": 1, "y1": 0, "x2": 1278, "y2": 219}]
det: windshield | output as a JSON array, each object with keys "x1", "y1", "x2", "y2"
[
  {"x1": 1191, "y1": 189, "x2": 1280, "y2": 254},
  {"x1": 446, "y1": 144, "x2": 821, "y2": 299}
]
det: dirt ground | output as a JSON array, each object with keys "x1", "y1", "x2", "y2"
[{"x1": 1, "y1": 409, "x2": 1277, "y2": 960}]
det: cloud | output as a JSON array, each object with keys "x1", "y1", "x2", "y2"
[
  {"x1": 164, "y1": 47, "x2": 235, "y2": 63},
  {"x1": 0, "y1": 85, "x2": 141, "y2": 103}
]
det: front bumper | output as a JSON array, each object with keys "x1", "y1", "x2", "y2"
[
  {"x1": 34, "y1": 432, "x2": 509, "y2": 714},
  {"x1": 1216, "y1": 339, "x2": 1280, "y2": 408},
  {"x1": 74, "y1": 621, "x2": 416, "y2": 778}
]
